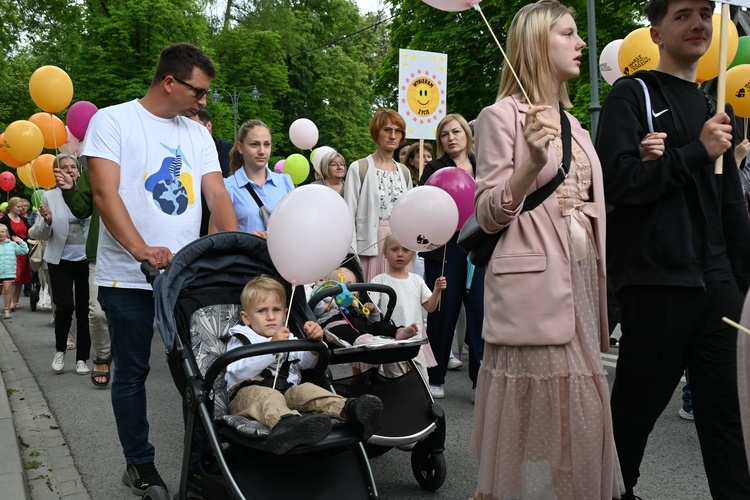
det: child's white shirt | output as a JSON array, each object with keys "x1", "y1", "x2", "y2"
[
  {"x1": 224, "y1": 324, "x2": 319, "y2": 389},
  {"x1": 370, "y1": 272, "x2": 431, "y2": 331}
]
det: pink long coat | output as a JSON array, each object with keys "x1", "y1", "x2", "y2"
[{"x1": 474, "y1": 94, "x2": 609, "y2": 351}]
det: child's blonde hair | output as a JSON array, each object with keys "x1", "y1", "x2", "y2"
[
  {"x1": 326, "y1": 267, "x2": 356, "y2": 283},
  {"x1": 240, "y1": 275, "x2": 287, "y2": 311},
  {"x1": 0, "y1": 223, "x2": 8, "y2": 234},
  {"x1": 382, "y1": 234, "x2": 414, "y2": 255}
]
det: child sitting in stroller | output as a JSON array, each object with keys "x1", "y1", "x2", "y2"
[
  {"x1": 225, "y1": 275, "x2": 383, "y2": 455},
  {"x1": 313, "y1": 266, "x2": 419, "y2": 347}
]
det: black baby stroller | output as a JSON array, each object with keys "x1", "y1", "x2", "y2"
[
  {"x1": 146, "y1": 232, "x2": 380, "y2": 500},
  {"x1": 307, "y1": 256, "x2": 447, "y2": 492}
]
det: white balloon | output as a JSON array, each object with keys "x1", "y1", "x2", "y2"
[
  {"x1": 289, "y1": 118, "x2": 319, "y2": 150},
  {"x1": 267, "y1": 184, "x2": 353, "y2": 284},
  {"x1": 600, "y1": 39, "x2": 624, "y2": 86},
  {"x1": 389, "y1": 186, "x2": 458, "y2": 252},
  {"x1": 311, "y1": 146, "x2": 335, "y2": 175}
]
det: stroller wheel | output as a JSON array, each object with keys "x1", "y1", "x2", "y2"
[
  {"x1": 141, "y1": 485, "x2": 169, "y2": 500},
  {"x1": 411, "y1": 447, "x2": 446, "y2": 492}
]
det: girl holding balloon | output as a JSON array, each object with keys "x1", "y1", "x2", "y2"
[
  {"x1": 419, "y1": 114, "x2": 484, "y2": 400},
  {"x1": 471, "y1": 1, "x2": 623, "y2": 498},
  {"x1": 222, "y1": 120, "x2": 294, "y2": 236}
]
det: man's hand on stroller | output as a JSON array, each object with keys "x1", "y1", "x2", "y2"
[
  {"x1": 302, "y1": 321, "x2": 323, "y2": 341},
  {"x1": 136, "y1": 245, "x2": 173, "y2": 270}
]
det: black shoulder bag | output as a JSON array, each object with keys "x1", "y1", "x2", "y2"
[
  {"x1": 244, "y1": 185, "x2": 272, "y2": 229},
  {"x1": 458, "y1": 104, "x2": 572, "y2": 267}
]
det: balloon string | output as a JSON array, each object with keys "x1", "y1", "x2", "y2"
[
  {"x1": 340, "y1": 232, "x2": 393, "y2": 267},
  {"x1": 272, "y1": 280, "x2": 297, "y2": 391},
  {"x1": 438, "y1": 244, "x2": 447, "y2": 311},
  {"x1": 745, "y1": 118, "x2": 748, "y2": 141},
  {"x1": 473, "y1": 5, "x2": 531, "y2": 105}
]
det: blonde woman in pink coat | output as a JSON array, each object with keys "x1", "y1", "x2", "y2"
[{"x1": 471, "y1": 1, "x2": 624, "y2": 498}]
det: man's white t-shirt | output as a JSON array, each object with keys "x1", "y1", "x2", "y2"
[{"x1": 82, "y1": 99, "x2": 220, "y2": 289}]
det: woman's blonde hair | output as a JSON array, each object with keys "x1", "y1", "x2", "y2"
[
  {"x1": 319, "y1": 151, "x2": 346, "y2": 180},
  {"x1": 6, "y1": 197, "x2": 23, "y2": 213},
  {"x1": 229, "y1": 120, "x2": 271, "y2": 174},
  {"x1": 435, "y1": 114, "x2": 474, "y2": 158},
  {"x1": 497, "y1": 0, "x2": 574, "y2": 107}
]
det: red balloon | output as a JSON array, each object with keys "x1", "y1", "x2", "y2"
[
  {"x1": 424, "y1": 167, "x2": 476, "y2": 231},
  {"x1": 0, "y1": 171, "x2": 16, "y2": 192}
]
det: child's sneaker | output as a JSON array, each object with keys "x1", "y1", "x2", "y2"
[
  {"x1": 345, "y1": 394, "x2": 383, "y2": 441},
  {"x1": 3, "y1": 309, "x2": 11, "y2": 319},
  {"x1": 122, "y1": 461, "x2": 167, "y2": 495},
  {"x1": 265, "y1": 413, "x2": 332, "y2": 455},
  {"x1": 678, "y1": 407, "x2": 694, "y2": 421}
]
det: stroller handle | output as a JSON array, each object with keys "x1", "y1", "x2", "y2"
[
  {"x1": 308, "y1": 283, "x2": 397, "y2": 322},
  {"x1": 140, "y1": 261, "x2": 161, "y2": 286},
  {"x1": 204, "y1": 339, "x2": 331, "y2": 392}
]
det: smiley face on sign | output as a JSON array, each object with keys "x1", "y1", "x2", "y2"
[{"x1": 407, "y1": 75, "x2": 440, "y2": 117}]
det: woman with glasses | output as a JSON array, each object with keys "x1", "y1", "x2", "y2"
[
  {"x1": 312, "y1": 150, "x2": 347, "y2": 196},
  {"x1": 344, "y1": 109, "x2": 413, "y2": 281},
  {"x1": 418, "y1": 114, "x2": 484, "y2": 400}
]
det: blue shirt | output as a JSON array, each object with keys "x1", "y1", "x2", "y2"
[{"x1": 225, "y1": 167, "x2": 294, "y2": 233}]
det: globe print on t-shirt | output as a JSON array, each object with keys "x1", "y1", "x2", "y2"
[{"x1": 144, "y1": 144, "x2": 196, "y2": 216}]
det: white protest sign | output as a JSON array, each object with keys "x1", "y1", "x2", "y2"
[{"x1": 398, "y1": 49, "x2": 448, "y2": 140}]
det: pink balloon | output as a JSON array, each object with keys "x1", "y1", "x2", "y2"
[
  {"x1": 289, "y1": 118, "x2": 319, "y2": 150},
  {"x1": 425, "y1": 167, "x2": 476, "y2": 231},
  {"x1": 390, "y1": 186, "x2": 458, "y2": 252},
  {"x1": 0, "y1": 171, "x2": 16, "y2": 192},
  {"x1": 422, "y1": 0, "x2": 481, "y2": 12},
  {"x1": 274, "y1": 159, "x2": 285, "y2": 174},
  {"x1": 66, "y1": 101, "x2": 98, "y2": 140},
  {"x1": 59, "y1": 127, "x2": 82, "y2": 156}
]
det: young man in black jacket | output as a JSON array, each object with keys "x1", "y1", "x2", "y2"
[{"x1": 596, "y1": 0, "x2": 750, "y2": 498}]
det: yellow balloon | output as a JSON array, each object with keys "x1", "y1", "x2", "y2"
[
  {"x1": 4, "y1": 120, "x2": 44, "y2": 163},
  {"x1": 17, "y1": 163, "x2": 38, "y2": 188},
  {"x1": 696, "y1": 13, "x2": 739, "y2": 82},
  {"x1": 726, "y1": 65, "x2": 750, "y2": 117},
  {"x1": 618, "y1": 27, "x2": 660, "y2": 77},
  {"x1": 29, "y1": 66, "x2": 74, "y2": 113}
]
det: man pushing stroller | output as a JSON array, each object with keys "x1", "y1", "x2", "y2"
[{"x1": 225, "y1": 275, "x2": 383, "y2": 455}]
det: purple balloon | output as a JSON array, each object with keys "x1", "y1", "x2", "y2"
[
  {"x1": 66, "y1": 101, "x2": 98, "y2": 140},
  {"x1": 425, "y1": 167, "x2": 476, "y2": 231},
  {"x1": 274, "y1": 159, "x2": 285, "y2": 174}
]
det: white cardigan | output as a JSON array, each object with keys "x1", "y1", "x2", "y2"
[
  {"x1": 343, "y1": 155, "x2": 411, "y2": 256},
  {"x1": 28, "y1": 188, "x2": 89, "y2": 265}
]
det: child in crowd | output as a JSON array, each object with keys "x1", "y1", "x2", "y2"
[
  {"x1": 0, "y1": 223, "x2": 28, "y2": 319},
  {"x1": 371, "y1": 234, "x2": 446, "y2": 381},
  {"x1": 313, "y1": 266, "x2": 419, "y2": 346},
  {"x1": 225, "y1": 275, "x2": 383, "y2": 455}
]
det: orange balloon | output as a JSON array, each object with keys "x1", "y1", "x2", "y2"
[
  {"x1": 31, "y1": 154, "x2": 56, "y2": 189},
  {"x1": 29, "y1": 113, "x2": 67, "y2": 149},
  {"x1": 29, "y1": 66, "x2": 74, "y2": 113},
  {"x1": 0, "y1": 133, "x2": 24, "y2": 168},
  {"x1": 4, "y1": 120, "x2": 44, "y2": 162},
  {"x1": 17, "y1": 163, "x2": 37, "y2": 188},
  {"x1": 696, "y1": 13, "x2": 739, "y2": 82},
  {"x1": 618, "y1": 27, "x2": 660, "y2": 77}
]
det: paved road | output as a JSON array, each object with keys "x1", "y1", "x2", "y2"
[{"x1": 1, "y1": 302, "x2": 711, "y2": 499}]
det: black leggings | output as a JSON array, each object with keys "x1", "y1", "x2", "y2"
[{"x1": 48, "y1": 259, "x2": 90, "y2": 361}]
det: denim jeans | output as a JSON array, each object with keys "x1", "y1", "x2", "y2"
[{"x1": 98, "y1": 287, "x2": 156, "y2": 465}]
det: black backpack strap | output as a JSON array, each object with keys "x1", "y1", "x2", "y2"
[
  {"x1": 520, "y1": 103, "x2": 571, "y2": 213},
  {"x1": 243, "y1": 184, "x2": 265, "y2": 208}
]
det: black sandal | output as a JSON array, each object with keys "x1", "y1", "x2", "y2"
[{"x1": 91, "y1": 357, "x2": 112, "y2": 388}]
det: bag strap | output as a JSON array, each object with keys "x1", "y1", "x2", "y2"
[
  {"x1": 520, "y1": 103, "x2": 572, "y2": 213},
  {"x1": 359, "y1": 158, "x2": 410, "y2": 185},
  {"x1": 634, "y1": 77, "x2": 655, "y2": 134},
  {"x1": 243, "y1": 184, "x2": 265, "y2": 208}
]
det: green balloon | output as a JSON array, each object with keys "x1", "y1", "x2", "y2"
[
  {"x1": 0, "y1": 202, "x2": 7, "y2": 210},
  {"x1": 31, "y1": 189, "x2": 45, "y2": 208},
  {"x1": 730, "y1": 36, "x2": 750, "y2": 69},
  {"x1": 283, "y1": 154, "x2": 310, "y2": 185}
]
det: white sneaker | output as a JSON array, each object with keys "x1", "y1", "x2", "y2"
[
  {"x1": 429, "y1": 384, "x2": 445, "y2": 399},
  {"x1": 678, "y1": 408, "x2": 694, "y2": 421},
  {"x1": 75, "y1": 360, "x2": 90, "y2": 375},
  {"x1": 3, "y1": 309, "x2": 10, "y2": 319},
  {"x1": 471, "y1": 388, "x2": 476, "y2": 404},
  {"x1": 447, "y1": 355, "x2": 463, "y2": 370},
  {"x1": 52, "y1": 352, "x2": 65, "y2": 372}
]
